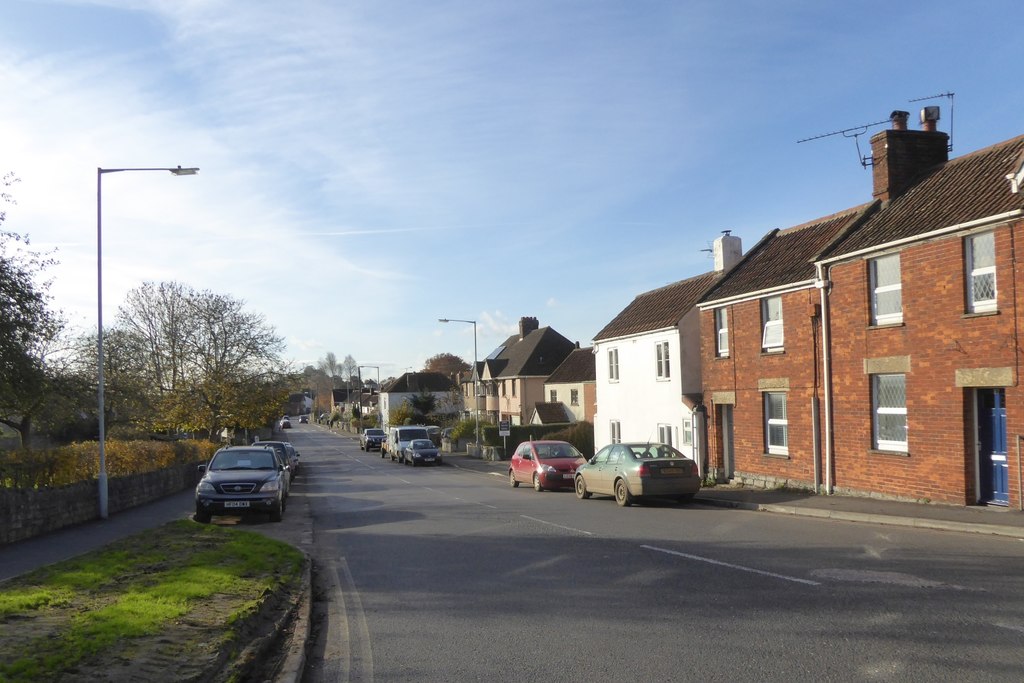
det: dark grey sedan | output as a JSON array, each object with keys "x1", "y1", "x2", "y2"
[
  {"x1": 574, "y1": 442, "x2": 700, "y2": 507},
  {"x1": 403, "y1": 438, "x2": 442, "y2": 467}
]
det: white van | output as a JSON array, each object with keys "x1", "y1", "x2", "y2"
[{"x1": 386, "y1": 426, "x2": 430, "y2": 463}]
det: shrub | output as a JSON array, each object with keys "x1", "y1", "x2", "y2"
[{"x1": 0, "y1": 439, "x2": 218, "y2": 490}]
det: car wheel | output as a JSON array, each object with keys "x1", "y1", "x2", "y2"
[
  {"x1": 269, "y1": 505, "x2": 283, "y2": 522},
  {"x1": 614, "y1": 479, "x2": 633, "y2": 507},
  {"x1": 509, "y1": 470, "x2": 519, "y2": 488},
  {"x1": 195, "y1": 509, "x2": 212, "y2": 524},
  {"x1": 410, "y1": 458, "x2": 417, "y2": 467},
  {"x1": 533, "y1": 473, "x2": 544, "y2": 492},
  {"x1": 575, "y1": 476, "x2": 591, "y2": 500}
]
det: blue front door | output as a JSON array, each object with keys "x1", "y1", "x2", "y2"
[{"x1": 979, "y1": 389, "x2": 1008, "y2": 506}]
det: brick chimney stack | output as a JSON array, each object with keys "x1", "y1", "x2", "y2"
[
  {"x1": 519, "y1": 316, "x2": 539, "y2": 339},
  {"x1": 870, "y1": 108, "x2": 949, "y2": 203}
]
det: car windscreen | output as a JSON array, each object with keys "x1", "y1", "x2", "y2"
[
  {"x1": 211, "y1": 451, "x2": 276, "y2": 470},
  {"x1": 400, "y1": 429, "x2": 429, "y2": 440}
]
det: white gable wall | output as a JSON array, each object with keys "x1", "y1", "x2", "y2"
[{"x1": 593, "y1": 310, "x2": 702, "y2": 459}]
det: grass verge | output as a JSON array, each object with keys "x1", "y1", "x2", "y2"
[{"x1": 0, "y1": 519, "x2": 304, "y2": 682}]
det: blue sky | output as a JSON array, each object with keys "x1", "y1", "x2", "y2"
[{"x1": 3, "y1": 0, "x2": 1022, "y2": 379}]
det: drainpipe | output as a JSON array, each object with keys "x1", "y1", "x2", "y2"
[
  {"x1": 1018, "y1": 435, "x2": 1023, "y2": 512},
  {"x1": 815, "y1": 262, "x2": 834, "y2": 494}
]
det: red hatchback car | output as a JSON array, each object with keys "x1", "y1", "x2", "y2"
[{"x1": 508, "y1": 440, "x2": 587, "y2": 492}]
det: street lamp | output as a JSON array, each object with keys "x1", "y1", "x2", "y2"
[
  {"x1": 97, "y1": 165, "x2": 199, "y2": 519},
  {"x1": 359, "y1": 365, "x2": 381, "y2": 427},
  {"x1": 438, "y1": 318, "x2": 480, "y2": 454}
]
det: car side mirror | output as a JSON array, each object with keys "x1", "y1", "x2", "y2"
[{"x1": 197, "y1": 464, "x2": 206, "y2": 472}]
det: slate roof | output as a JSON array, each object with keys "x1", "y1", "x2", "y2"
[
  {"x1": 532, "y1": 402, "x2": 570, "y2": 424},
  {"x1": 382, "y1": 371, "x2": 455, "y2": 393},
  {"x1": 700, "y1": 204, "x2": 874, "y2": 304},
  {"x1": 484, "y1": 326, "x2": 577, "y2": 379},
  {"x1": 546, "y1": 347, "x2": 596, "y2": 384},
  {"x1": 822, "y1": 134, "x2": 1024, "y2": 258},
  {"x1": 594, "y1": 271, "x2": 720, "y2": 341}
]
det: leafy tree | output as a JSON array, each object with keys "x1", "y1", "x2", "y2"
[
  {"x1": 424, "y1": 352, "x2": 470, "y2": 378},
  {"x1": 408, "y1": 392, "x2": 437, "y2": 422},
  {"x1": 0, "y1": 174, "x2": 66, "y2": 442}
]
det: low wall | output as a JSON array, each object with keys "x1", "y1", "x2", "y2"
[{"x1": 0, "y1": 461, "x2": 204, "y2": 546}]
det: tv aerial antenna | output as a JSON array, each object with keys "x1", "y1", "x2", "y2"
[{"x1": 797, "y1": 92, "x2": 955, "y2": 166}]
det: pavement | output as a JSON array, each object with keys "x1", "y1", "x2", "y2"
[{"x1": 3, "y1": 444, "x2": 1023, "y2": 679}]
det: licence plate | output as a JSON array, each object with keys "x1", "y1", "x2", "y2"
[
  {"x1": 660, "y1": 468, "x2": 683, "y2": 476},
  {"x1": 562, "y1": 473, "x2": 574, "y2": 479},
  {"x1": 224, "y1": 501, "x2": 250, "y2": 508},
  {"x1": 424, "y1": 457, "x2": 435, "y2": 462}
]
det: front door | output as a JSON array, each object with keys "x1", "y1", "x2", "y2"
[
  {"x1": 719, "y1": 405, "x2": 735, "y2": 480},
  {"x1": 978, "y1": 389, "x2": 1008, "y2": 506}
]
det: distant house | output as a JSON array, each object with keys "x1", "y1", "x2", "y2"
[
  {"x1": 460, "y1": 317, "x2": 578, "y2": 427},
  {"x1": 592, "y1": 234, "x2": 740, "y2": 467},
  {"x1": 380, "y1": 371, "x2": 461, "y2": 432},
  {"x1": 541, "y1": 344, "x2": 597, "y2": 424}
]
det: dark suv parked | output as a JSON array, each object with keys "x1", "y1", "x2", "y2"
[{"x1": 195, "y1": 446, "x2": 287, "y2": 523}]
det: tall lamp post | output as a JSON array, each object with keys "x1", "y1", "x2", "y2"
[
  {"x1": 359, "y1": 365, "x2": 381, "y2": 427},
  {"x1": 97, "y1": 165, "x2": 198, "y2": 519},
  {"x1": 438, "y1": 318, "x2": 479, "y2": 454}
]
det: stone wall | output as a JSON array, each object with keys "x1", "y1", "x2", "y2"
[{"x1": 0, "y1": 461, "x2": 203, "y2": 546}]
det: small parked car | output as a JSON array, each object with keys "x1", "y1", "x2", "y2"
[
  {"x1": 574, "y1": 442, "x2": 701, "y2": 507},
  {"x1": 279, "y1": 417, "x2": 292, "y2": 429},
  {"x1": 299, "y1": 415, "x2": 309, "y2": 424},
  {"x1": 360, "y1": 428, "x2": 386, "y2": 451},
  {"x1": 508, "y1": 440, "x2": 586, "y2": 491},
  {"x1": 403, "y1": 438, "x2": 442, "y2": 466},
  {"x1": 194, "y1": 446, "x2": 287, "y2": 523},
  {"x1": 425, "y1": 425, "x2": 442, "y2": 446}
]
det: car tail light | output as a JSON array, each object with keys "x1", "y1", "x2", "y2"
[{"x1": 637, "y1": 463, "x2": 650, "y2": 477}]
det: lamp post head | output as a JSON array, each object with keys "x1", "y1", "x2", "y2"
[
  {"x1": 438, "y1": 318, "x2": 449, "y2": 323},
  {"x1": 170, "y1": 166, "x2": 199, "y2": 176}
]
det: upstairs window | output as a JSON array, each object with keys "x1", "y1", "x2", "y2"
[
  {"x1": 656, "y1": 341, "x2": 671, "y2": 379},
  {"x1": 967, "y1": 231, "x2": 996, "y2": 313},
  {"x1": 715, "y1": 308, "x2": 729, "y2": 357},
  {"x1": 549, "y1": 389, "x2": 557, "y2": 403},
  {"x1": 761, "y1": 296, "x2": 784, "y2": 351},
  {"x1": 870, "y1": 253, "x2": 903, "y2": 325},
  {"x1": 570, "y1": 389, "x2": 579, "y2": 406},
  {"x1": 608, "y1": 348, "x2": 619, "y2": 381}
]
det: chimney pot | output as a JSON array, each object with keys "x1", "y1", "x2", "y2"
[{"x1": 890, "y1": 110, "x2": 910, "y2": 130}]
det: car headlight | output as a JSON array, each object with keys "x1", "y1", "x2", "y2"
[
  {"x1": 197, "y1": 481, "x2": 216, "y2": 493},
  {"x1": 262, "y1": 479, "x2": 281, "y2": 492},
  {"x1": 542, "y1": 465, "x2": 557, "y2": 474}
]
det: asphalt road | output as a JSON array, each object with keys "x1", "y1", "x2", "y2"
[{"x1": 283, "y1": 425, "x2": 1024, "y2": 683}]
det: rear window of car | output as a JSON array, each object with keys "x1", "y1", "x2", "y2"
[
  {"x1": 366, "y1": 429, "x2": 385, "y2": 436},
  {"x1": 398, "y1": 428, "x2": 429, "y2": 440},
  {"x1": 409, "y1": 439, "x2": 434, "y2": 448}
]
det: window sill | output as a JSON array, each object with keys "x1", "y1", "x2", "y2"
[
  {"x1": 962, "y1": 309, "x2": 999, "y2": 319},
  {"x1": 763, "y1": 452, "x2": 790, "y2": 460},
  {"x1": 867, "y1": 321, "x2": 904, "y2": 330},
  {"x1": 760, "y1": 349, "x2": 785, "y2": 356},
  {"x1": 715, "y1": 353, "x2": 730, "y2": 360},
  {"x1": 870, "y1": 448, "x2": 909, "y2": 457}
]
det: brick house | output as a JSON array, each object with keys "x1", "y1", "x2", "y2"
[
  {"x1": 593, "y1": 233, "x2": 740, "y2": 467},
  {"x1": 698, "y1": 205, "x2": 874, "y2": 486},
  {"x1": 700, "y1": 108, "x2": 1024, "y2": 507}
]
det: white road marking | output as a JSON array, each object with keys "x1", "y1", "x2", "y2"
[
  {"x1": 642, "y1": 544, "x2": 821, "y2": 586},
  {"x1": 521, "y1": 515, "x2": 594, "y2": 535}
]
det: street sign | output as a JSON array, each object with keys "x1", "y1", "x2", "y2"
[{"x1": 498, "y1": 420, "x2": 511, "y2": 437}]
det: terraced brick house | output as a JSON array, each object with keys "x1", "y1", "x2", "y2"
[{"x1": 700, "y1": 108, "x2": 1024, "y2": 507}]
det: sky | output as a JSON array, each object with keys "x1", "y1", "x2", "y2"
[{"x1": 3, "y1": 0, "x2": 1023, "y2": 380}]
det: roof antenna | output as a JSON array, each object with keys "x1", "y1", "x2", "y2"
[
  {"x1": 909, "y1": 92, "x2": 955, "y2": 152},
  {"x1": 797, "y1": 117, "x2": 891, "y2": 168}
]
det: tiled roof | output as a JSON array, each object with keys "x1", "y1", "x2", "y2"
[
  {"x1": 382, "y1": 371, "x2": 455, "y2": 393},
  {"x1": 546, "y1": 347, "x2": 596, "y2": 384},
  {"x1": 496, "y1": 327, "x2": 577, "y2": 378},
  {"x1": 532, "y1": 402, "x2": 570, "y2": 424},
  {"x1": 594, "y1": 271, "x2": 720, "y2": 341},
  {"x1": 823, "y1": 134, "x2": 1024, "y2": 257},
  {"x1": 702, "y1": 204, "x2": 873, "y2": 304}
]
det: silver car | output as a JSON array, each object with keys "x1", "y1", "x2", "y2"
[{"x1": 574, "y1": 442, "x2": 700, "y2": 507}]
